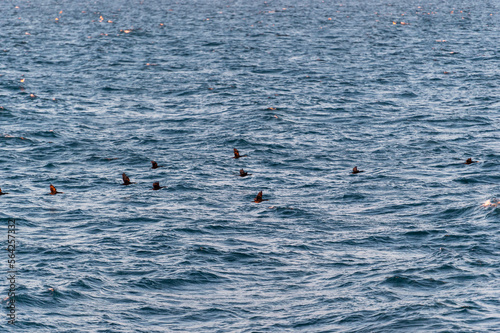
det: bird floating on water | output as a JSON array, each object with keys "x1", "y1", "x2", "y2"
[
  {"x1": 352, "y1": 166, "x2": 364, "y2": 174},
  {"x1": 233, "y1": 148, "x2": 247, "y2": 159},
  {"x1": 254, "y1": 191, "x2": 269, "y2": 203},
  {"x1": 0, "y1": 188, "x2": 9, "y2": 195},
  {"x1": 152, "y1": 182, "x2": 166, "y2": 190},
  {"x1": 49, "y1": 185, "x2": 63, "y2": 195},
  {"x1": 239, "y1": 169, "x2": 252, "y2": 177},
  {"x1": 482, "y1": 199, "x2": 500, "y2": 208},
  {"x1": 464, "y1": 158, "x2": 477, "y2": 164},
  {"x1": 122, "y1": 173, "x2": 136, "y2": 185},
  {"x1": 151, "y1": 161, "x2": 164, "y2": 169}
]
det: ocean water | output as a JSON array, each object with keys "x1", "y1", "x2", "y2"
[{"x1": 1, "y1": 0, "x2": 499, "y2": 331}]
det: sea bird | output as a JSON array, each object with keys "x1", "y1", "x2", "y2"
[
  {"x1": 122, "y1": 173, "x2": 136, "y2": 185},
  {"x1": 151, "y1": 161, "x2": 163, "y2": 169},
  {"x1": 233, "y1": 148, "x2": 247, "y2": 159},
  {"x1": 239, "y1": 169, "x2": 252, "y2": 177},
  {"x1": 0, "y1": 188, "x2": 9, "y2": 195},
  {"x1": 482, "y1": 199, "x2": 500, "y2": 208},
  {"x1": 464, "y1": 158, "x2": 477, "y2": 164},
  {"x1": 49, "y1": 185, "x2": 63, "y2": 195},
  {"x1": 254, "y1": 191, "x2": 268, "y2": 203},
  {"x1": 152, "y1": 182, "x2": 166, "y2": 190},
  {"x1": 352, "y1": 166, "x2": 364, "y2": 174}
]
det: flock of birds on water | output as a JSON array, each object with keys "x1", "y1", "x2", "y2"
[{"x1": 0, "y1": 151, "x2": 497, "y2": 207}]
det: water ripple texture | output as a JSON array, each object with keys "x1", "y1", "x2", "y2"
[{"x1": 1, "y1": 0, "x2": 499, "y2": 332}]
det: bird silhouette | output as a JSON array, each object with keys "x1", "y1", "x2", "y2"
[
  {"x1": 152, "y1": 182, "x2": 166, "y2": 190},
  {"x1": 239, "y1": 169, "x2": 252, "y2": 177},
  {"x1": 49, "y1": 185, "x2": 63, "y2": 195},
  {"x1": 233, "y1": 148, "x2": 247, "y2": 159},
  {"x1": 0, "y1": 188, "x2": 9, "y2": 195},
  {"x1": 151, "y1": 161, "x2": 164, "y2": 169},
  {"x1": 122, "y1": 173, "x2": 136, "y2": 185},
  {"x1": 352, "y1": 166, "x2": 364, "y2": 174},
  {"x1": 465, "y1": 158, "x2": 477, "y2": 164},
  {"x1": 254, "y1": 191, "x2": 269, "y2": 203}
]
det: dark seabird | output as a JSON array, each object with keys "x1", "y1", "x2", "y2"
[
  {"x1": 122, "y1": 173, "x2": 136, "y2": 185},
  {"x1": 239, "y1": 169, "x2": 252, "y2": 177},
  {"x1": 233, "y1": 148, "x2": 247, "y2": 159},
  {"x1": 465, "y1": 158, "x2": 477, "y2": 165},
  {"x1": 254, "y1": 191, "x2": 269, "y2": 203},
  {"x1": 152, "y1": 182, "x2": 166, "y2": 190},
  {"x1": 352, "y1": 166, "x2": 364, "y2": 174},
  {"x1": 49, "y1": 184, "x2": 63, "y2": 195},
  {"x1": 151, "y1": 161, "x2": 164, "y2": 169},
  {"x1": 0, "y1": 188, "x2": 9, "y2": 195}
]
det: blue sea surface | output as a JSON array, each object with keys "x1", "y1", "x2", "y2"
[{"x1": 1, "y1": 0, "x2": 499, "y2": 331}]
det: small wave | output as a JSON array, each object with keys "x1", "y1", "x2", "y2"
[
  {"x1": 132, "y1": 270, "x2": 228, "y2": 289},
  {"x1": 382, "y1": 275, "x2": 447, "y2": 288}
]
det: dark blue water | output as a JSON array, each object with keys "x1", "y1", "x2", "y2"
[{"x1": 1, "y1": 0, "x2": 499, "y2": 331}]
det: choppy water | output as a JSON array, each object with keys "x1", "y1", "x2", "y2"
[{"x1": 1, "y1": 0, "x2": 499, "y2": 331}]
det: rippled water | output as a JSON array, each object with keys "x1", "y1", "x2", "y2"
[{"x1": 1, "y1": 0, "x2": 499, "y2": 331}]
